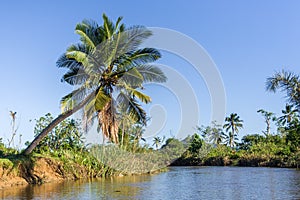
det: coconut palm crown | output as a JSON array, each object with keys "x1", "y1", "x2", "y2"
[
  {"x1": 23, "y1": 14, "x2": 166, "y2": 155},
  {"x1": 58, "y1": 14, "x2": 167, "y2": 143},
  {"x1": 266, "y1": 70, "x2": 300, "y2": 110},
  {"x1": 223, "y1": 113, "x2": 243, "y2": 147}
]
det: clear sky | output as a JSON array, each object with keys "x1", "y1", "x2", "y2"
[{"x1": 1, "y1": 0, "x2": 300, "y2": 147}]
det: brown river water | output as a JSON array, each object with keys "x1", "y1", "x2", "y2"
[{"x1": 1, "y1": 166, "x2": 300, "y2": 200}]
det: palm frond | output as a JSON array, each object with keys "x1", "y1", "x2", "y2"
[
  {"x1": 97, "y1": 26, "x2": 152, "y2": 65},
  {"x1": 75, "y1": 22, "x2": 97, "y2": 49},
  {"x1": 117, "y1": 92, "x2": 147, "y2": 125},
  {"x1": 125, "y1": 86, "x2": 151, "y2": 104},
  {"x1": 123, "y1": 26, "x2": 152, "y2": 50},
  {"x1": 136, "y1": 65, "x2": 167, "y2": 83},
  {"x1": 56, "y1": 54, "x2": 83, "y2": 70},
  {"x1": 118, "y1": 67, "x2": 144, "y2": 87},
  {"x1": 66, "y1": 43, "x2": 92, "y2": 55},
  {"x1": 102, "y1": 13, "x2": 115, "y2": 38},
  {"x1": 60, "y1": 86, "x2": 89, "y2": 112},
  {"x1": 66, "y1": 51, "x2": 88, "y2": 66},
  {"x1": 82, "y1": 98, "x2": 97, "y2": 132},
  {"x1": 60, "y1": 93, "x2": 75, "y2": 113},
  {"x1": 115, "y1": 16, "x2": 124, "y2": 31},
  {"x1": 113, "y1": 48, "x2": 161, "y2": 69},
  {"x1": 62, "y1": 66, "x2": 89, "y2": 85}
]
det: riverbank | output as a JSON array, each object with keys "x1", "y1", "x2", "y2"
[
  {"x1": 171, "y1": 154, "x2": 300, "y2": 168},
  {"x1": 0, "y1": 150, "x2": 118, "y2": 190},
  {"x1": 0, "y1": 156, "x2": 87, "y2": 189},
  {"x1": 0, "y1": 149, "x2": 167, "y2": 190},
  {"x1": 0, "y1": 154, "x2": 299, "y2": 190},
  {"x1": 1, "y1": 137, "x2": 299, "y2": 190}
]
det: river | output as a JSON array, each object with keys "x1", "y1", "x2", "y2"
[{"x1": 1, "y1": 167, "x2": 300, "y2": 199}]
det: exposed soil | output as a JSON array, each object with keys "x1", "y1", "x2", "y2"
[{"x1": 0, "y1": 157, "x2": 65, "y2": 190}]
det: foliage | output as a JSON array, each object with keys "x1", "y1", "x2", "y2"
[
  {"x1": 0, "y1": 138, "x2": 5, "y2": 156},
  {"x1": 30, "y1": 113, "x2": 86, "y2": 153},
  {"x1": 224, "y1": 113, "x2": 243, "y2": 148},
  {"x1": 24, "y1": 13, "x2": 166, "y2": 155},
  {"x1": 161, "y1": 138, "x2": 186, "y2": 155},
  {"x1": 238, "y1": 134, "x2": 265, "y2": 150},
  {"x1": 266, "y1": 70, "x2": 300, "y2": 109},
  {"x1": 198, "y1": 121, "x2": 225, "y2": 145},
  {"x1": 257, "y1": 109, "x2": 276, "y2": 136},
  {"x1": 152, "y1": 136, "x2": 162, "y2": 149},
  {"x1": 277, "y1": 104, "x2": 298, "y2": 127},
  {"x1": 188, "y1": 134, "x2": 203, "y2": 154},
  {"x1": 117, "y1": 124, "x2": 147, "y2": 153},
  {"x1": 285, "y1": 121, "x2": 300, "y2": 152},
  {"x1": 58, "y1": 13, "x2": 167, "y2": 143}
]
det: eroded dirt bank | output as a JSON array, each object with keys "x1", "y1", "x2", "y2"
[{"x1": 0, "y1": 157, "x2": 90, "y2": 190}]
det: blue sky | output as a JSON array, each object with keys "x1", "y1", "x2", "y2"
[{"x1": 1, "y1": 1, "x2": 300, "y2": 146}]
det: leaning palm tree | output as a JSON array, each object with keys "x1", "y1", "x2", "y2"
[
  {"x1": 266, "y1": 70, "x2": 300, "y2": 110},
  {"x1": 24, "y1": 14, "x2": 166, "y2": 155},
  {"x1": 223, "y1": 113, "x2": 243, "y2": 148}
]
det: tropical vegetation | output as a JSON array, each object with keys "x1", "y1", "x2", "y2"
[
  {"x1": 23, "y1": 13, "x2": 166, "y2": 155},
  {"x1": 0, "y1": 13, "x2": 299, "y2": 190},
  {"x1": 171, "y1": 70, "x2": 300, "y2": 167}
]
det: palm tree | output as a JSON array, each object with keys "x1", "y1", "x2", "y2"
[
  {"x1": 223, "y1": 113, "x2": 243, "y2": 148},
  {"x1": 24, "y1": 14, "x2": 167, "y2": 155},
  {"x1": 152, "y1": 136, "x2": 162, "y2": 149},
  {"x1": 266, "y1": 70, "x2": 300, "y2": 110},
  {"x1": 209, "y1": 124, "x2": 226, "y2": 146},
  {"x1": 118, "y1": 108, "x2": 136, "y2": 147},
  {"x1": 198, "y1": 121, "x2": 225, "y2": 146},
  {"x1": 257, "y1": 109, "x2": 276, "y2": 136},
  {"x1": 277, "y1": 104, "x2": 298, "y2": 126},
  {"x1": 131, "y1": 125, "x2": 146, "y2": 151}
]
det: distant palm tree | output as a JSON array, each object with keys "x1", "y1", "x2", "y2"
[
  {"x1": 24, "y1": 14, "x2": 166, "y2": 155},
  {"x1": 152, "y1": 136, "x2": 162, "y2": 149},
  {"x1": 223, "y1": 113, "x2": 243, "y2": 148},
  {"x1": 210, "y1": 126, "x2": 226, "y2": 146},
  {"x1": 118, "y1": 106, "x2": 136, "y2": 147},
  {"x1": 199, "y1": 121, "x2": 225, "y2": 146},
  {"x1": 257, "y1": 109, "x2": 276, "y2": 136},
  {"x1": 266, "y1": 70, "x2": 300, "y2": 110},
  {"x1": 277, "y1": 104, "x2": 298, "y2": 126}
]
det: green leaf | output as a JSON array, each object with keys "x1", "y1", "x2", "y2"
[
  {"x1": 75, "y1": 29, "x2": 96, "y2": 49},
  {"x1": 136, "y1": 65, "x2": 167, "y2": 83},
  {"x1": 95, "y1": 89, "x2": 111, "y2": 111},
  {"x1": 126, "y1": 87, "x2": 151, "y2": 104},
  {"x1": 60, "y1": 93, "x2": 75, "y2": 113}
]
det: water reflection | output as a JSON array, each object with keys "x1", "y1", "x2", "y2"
[
  {"x1": 1, "y1": 175, "x2": 153, "y2": 199},
  {"x1": 1, "y1": 167, "x2": 300, "y2": 200}
]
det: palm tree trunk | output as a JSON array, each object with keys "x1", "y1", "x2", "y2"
[
  {"x1": 266, "y1": 119, "x2": 270, "y2": 136},
  {"x1": 23, "y1": 92, "x2": 95, "y2": 155},
  {"x1": 231, "y1": 126, "x2": 234, "y2": 148}
]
